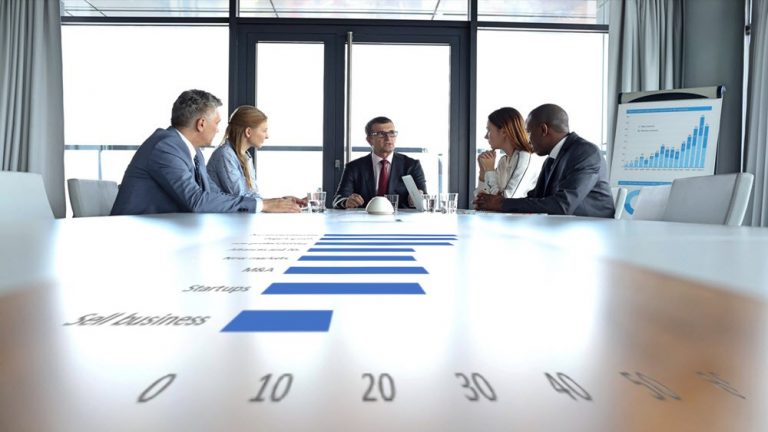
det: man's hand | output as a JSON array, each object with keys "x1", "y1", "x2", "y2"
[
  {"x1": 284, "y1": 195, "x2": 308, "y2": 207},
  {"x1": 345, "y1": 193, "x2": 365, "y2": 209},
  {"x1": 262, "y1": 197, "x2": 301, "y2": 213},
  {"x1": 473, "y1": 192, "x2": 503, "y2": 211}
]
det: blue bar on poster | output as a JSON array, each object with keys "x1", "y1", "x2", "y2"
[
  {"x1": 221, "y1": 310, "x2": 333, "y2": 332},
  {"x1": 285, "y1": 266, "x2": 428, "y2": 274},
  {"x1": 700, "y1": 125, "x2": 709, "y2": 168},
  {"x1": 308, "y1": 248, "x2": 416, "y2": 252},
  {"x1": 315, "y1": 242, "x2": 453, "y2": 246},
  {"x1": 299, "y1": 255, "x2": 415, "y2": 261},
  {"x1": 263, "y1": 282, "x2": 425, "y2": 295}
]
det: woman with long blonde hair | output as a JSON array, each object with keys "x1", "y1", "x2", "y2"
[{"x1": 207, "y1": 106, "x2": 305, "y2": 209}]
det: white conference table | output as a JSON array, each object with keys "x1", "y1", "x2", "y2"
[{"x1": 1, "y1": 210, "x2": 767, "y2": 431}]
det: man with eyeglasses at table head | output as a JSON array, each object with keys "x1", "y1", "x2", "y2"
[{"x1": 332, "y1": 116, "x2": 427, "y2": 209}]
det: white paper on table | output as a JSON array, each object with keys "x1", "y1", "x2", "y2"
[{"x1": 402, "y1": 175, "x2": 425, "y2": 211}]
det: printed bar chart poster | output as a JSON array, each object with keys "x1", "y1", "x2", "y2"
[{"x1": 610, "y1": 98, "x2": 722, "y2": 215}]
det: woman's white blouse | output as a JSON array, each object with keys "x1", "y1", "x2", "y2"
[{"x1": 474, "y1": 150, "x2": 544, "y2": 198}]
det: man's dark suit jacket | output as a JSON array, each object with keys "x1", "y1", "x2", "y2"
[
  {"x1": 501, "y1": 132, "x2": 614, "y2": 218},
  {"x1": 333, "y1": 153, "x2": 427, "y2": 209},
  {"x1": 111, "y1": 127, "x2": 256, "y2": 215}
]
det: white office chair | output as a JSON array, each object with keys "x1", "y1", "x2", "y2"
[
  {"x1": 67, "y1": 178, "x2": 119, "y2": 217},
  {"x1": 631, "y1": 185, "x2": 672, "y2": 221},
  {"x1": 611, "y1": 187, "x2": 628, "y2": 219},
  {"x1": 0, "y1": 171, "x2": 54, "y2": 224},
  {"x1": 662, "y1": 173, "x2": 754, "y2": 226}
]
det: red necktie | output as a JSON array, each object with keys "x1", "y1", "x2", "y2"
[{"x1": 377, "y1": 159, "x2": 390, "y2": 196}]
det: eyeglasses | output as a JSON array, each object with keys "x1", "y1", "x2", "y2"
[{"x1": 369, "y1": 130, "x2": 398, "y2": 138}]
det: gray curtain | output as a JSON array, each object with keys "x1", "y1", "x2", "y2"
[
  {"x1": 0, "y1": 0, "x2": 66, "y2": 218},
  {"x1": 606, "y1": 0, "x2": 684, "y2": 170},
  {"x1": 745, "y1": 0, "x2": 768, "y2": 227}
]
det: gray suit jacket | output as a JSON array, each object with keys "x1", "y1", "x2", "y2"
[
  {"x1": 111, "y1": 127, "x2": 257, "y2": 215},
  {"x1": 501, "y1": 133, "x2": 614, "y2": 218}
]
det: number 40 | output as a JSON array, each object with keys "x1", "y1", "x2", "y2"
[{"x1": 545, "y1": 372, "x2": 593, "y2": 401}]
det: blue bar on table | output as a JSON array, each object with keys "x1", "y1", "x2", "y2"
[
  {"x1": 299, "y1": 255, "x2": 415, "y2": 261},
  {"x1": 324, "y1": 234, "x2": 455, "y2": 237},
  {"x1": 320, "y1": 237, "x2": 456, "y2": 241},
  {"x1": 221, "y1": 310, "x2": 333, "y2": 332},
  {"x1": 308, "y1": 248, "x2": 416, "y2": 252},
  {"x1": 263, "y1": 282, "x2": 425, "y2": 295},
  {"x1": 285, "y1": 266, "x2": 428, "y2": 274},
  {"x1": 315, "y1": 242, "x2": 453, "y2": 246}
]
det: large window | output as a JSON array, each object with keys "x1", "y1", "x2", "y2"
[
  {"x1": 349, "y1": 44, "x2": 451, "y2": 195},
  {"x1": 254, "y1": 42, "x2": 325, "y2": 198},
  {"x1": 240, "y1": 0, "x2": 468, "y2": 20},
  {"x1": 62, "y1": 25, "x2": 228, "y2": 185},
  {"x1": 478, "y1": 0, "x2": 609, "y2": 24},
  {"x1": 476, "y1": 29, "x2": 608, "y2": 153},
  {"x1": 60, "y1": 2, "x2": 608, "y2": 211}
]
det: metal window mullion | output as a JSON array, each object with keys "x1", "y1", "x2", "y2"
[{"x1": 345, "y1": 31, "x2": 353, "y2": 165}]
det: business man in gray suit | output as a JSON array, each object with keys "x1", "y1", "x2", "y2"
[
  {"x1": 111, "y1": 90, "x2": 299, "y2": 215},
  {"x1": 475, "y1": 104, "x2": 614, "y2": 218}
]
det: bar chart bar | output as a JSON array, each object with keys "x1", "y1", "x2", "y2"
[
  {"x1": 263, "y1": 282, "x2": 425, "y2": 295},
  {"x1": 221, "y1": 310, "x2": 333, "y2": 332},
  {"x1": 319, "y1": 237, "x2": 457, "y2": 241},
  {"x1": 315, "y1": 242, "x2": 453, "y2": 246},
  {"x1": 307, "y1": 248, "x2": 416, "y2": 252},
  {"x1": 299, "y1": 255, "x2": 416, "y2": 261},
  {"x1": 285, "y1": 266, "x2": 428, "y2": 274}
]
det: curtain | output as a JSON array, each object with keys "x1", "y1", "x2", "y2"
[
  {"x1": 0, "y1": 0, "x2": 66, "y2": 218},
  {"x1": 606, "y1": 0, "x2": 684, "y2": 170},
  {"x1": 744, "y1": 0, "x2": 768, "y2": 227}
]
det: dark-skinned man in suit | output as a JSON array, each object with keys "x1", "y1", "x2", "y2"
[{"x1": 474, "y1": 103, "x2": 614, "y2": 217}]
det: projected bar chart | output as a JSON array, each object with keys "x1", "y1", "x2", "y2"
[
  {"x1": 223, "y1": 233, "x2": 455, "y2": 332},
  {"x1": 610, "y1": 99, "x2": 721, "y2": 189},
  {"x1": 624, "y1": 115, "x2": 709, "y2": 170}
]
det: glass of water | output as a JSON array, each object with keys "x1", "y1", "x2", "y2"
[
  {"x1": 440, "y1": 193, "x2": 458, "y2": 214},
  {"x1": 422, "y1": 193, "x2": 438, "y2": 212},
  {"x1": 306, "y1": 191, "x2": 326, "y2": 213}
]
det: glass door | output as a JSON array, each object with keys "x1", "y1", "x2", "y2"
[
  {"x1": 348, "y1": 43, "x2": 451, "y2": 194},
  {"x1": 234, "y1": 24, "x2": 466, "y2": 203},
  {"x1": 252, "y1": 42, "x2": 326, "y2": 198}
]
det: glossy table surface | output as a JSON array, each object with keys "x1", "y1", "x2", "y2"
[{"x1": 1, "y1": 211, "x2": 767, "y2": 431}]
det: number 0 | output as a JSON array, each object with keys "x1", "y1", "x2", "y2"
[{"x1": 138, "y1": 373, "x2": 176, "y2": 403}]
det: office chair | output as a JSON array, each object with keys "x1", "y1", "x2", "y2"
[
  {"x1": 662, "y1": 173, "x2": 754, "y2": 226},
  {"x1": 67, "y1": 178, "x2": 119, "y2": 217},
  {"x1": 631, "y1": 185, "x2": 672, "y2": 221},
  {"x1": 0, "y1": 171, "x2": 54, "y2": 223},
  {"x1": 611, "y1": 187, "x2": 628, "y2": 219}
]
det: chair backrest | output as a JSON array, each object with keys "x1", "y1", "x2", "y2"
[
  {"x1": 611, "y1": 187, "x2": 628, "y2": 219},
  {"x1": 67, "y1": 178, "x2": 119, "y2": 217},
  {"x1": 631, "y1": 185, "x2": 672, "y2": 221},
  {"x1": 662, "y1": 173, "x2": 754, "y2": 226},
  {"x1": 0, "y1": 171, "x2": 54, "y2": 224}
]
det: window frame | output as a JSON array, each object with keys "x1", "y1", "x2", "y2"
[{"x1": 61, "y1": 0, "x2": 608, "y2": 208}]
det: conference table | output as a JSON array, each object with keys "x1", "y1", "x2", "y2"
[{"x1": 1, "y1": 210, "x2": 767, "y2": 431}]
